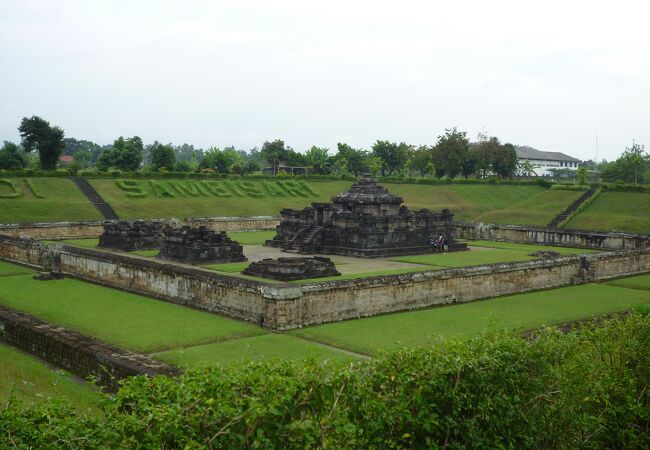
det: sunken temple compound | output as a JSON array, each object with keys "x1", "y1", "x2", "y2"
[
  {"x1": 266, "y1": 174, "x2": 467, "y2": 257},
  {"x1": 95, "y1": 175, "x2": 467, "y2": 278}
]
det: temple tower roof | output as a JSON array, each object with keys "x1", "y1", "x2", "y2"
[{"x1": 331, "y1": 174, "x2": 403, "y2": 207}]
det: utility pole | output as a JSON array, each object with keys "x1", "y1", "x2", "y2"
[{"x1": 594, "y1": 133, "x2": 598, "y2": 172}]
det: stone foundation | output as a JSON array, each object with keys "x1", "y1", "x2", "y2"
[
  {"x1": 455, "y1": 222, "x2": 650, "y2": 250},
  {"x1": 2, "y1": 233, "x2": 649, "y2": 331},
  {"x1": 0, "y1": 305, "x2": 180, "y2": 391},
  {"x1": 0, "y1": 216, "x2": 280, "y2": 240},
  {"x1": 243, "y1": 257, "x2": 341, "y2": 281},
  {"x1": 157, "y1": 226, "x2": 247, "y2": 264}
]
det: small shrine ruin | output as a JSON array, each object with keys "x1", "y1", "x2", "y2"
[
  {"x1": 98, "y1": 220, "x2": 165, "y2": 251},
  {"x1": 156, "y1": 226, "x2": 246, "y2": 265},
  {"x1": 243, "y1": 256, "x2": 340, "y2": 281},
  {"x1": 266, "y1": 174, "x2": 467, "y2": 257}
]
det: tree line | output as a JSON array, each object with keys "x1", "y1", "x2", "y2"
[{"x1": 2, "y1": 115, "x2": 648, "y2": 183}]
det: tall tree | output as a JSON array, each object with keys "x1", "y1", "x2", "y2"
[
  {"x1": 261, "y1": 139, "x2": 288, "y2": 175},
  {"x1": 305, "y1": 146, "x2": 331, "y2": 174},
  {"x1": 18, "y1": 115, "x2": 65, "y2": 170},
  {"x1": 150, "y1": 141, "x2": 176, "y2": 171},
  {"x1": 371, "y1": 140, "x2": 410, "y2": 176},
  {"x1": 0, "y1": 141, "x2": 27, "y2": 170},
  {"x1": 492, "y1": 142, "x2": 518, "y2": 179},
  {"x1": 335, "y1": 143, "x2": 369, "y2": 176},
  {"x1": 433, "y1": 128, "x2": 470, "y2": 178}
]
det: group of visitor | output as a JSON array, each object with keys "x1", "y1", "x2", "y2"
[{"x1": 429, "y1": 235, "x2": 448, "y2": 253}]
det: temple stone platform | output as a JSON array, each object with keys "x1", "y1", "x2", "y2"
[
  {"x1": 98, "y1": 220, "x2": 165, "y2": 251},
  {"x1": 156, "y1": 226, "x2": 246, "y2": 265},
  {"x1": 266, "y1": 174, "x2": 468, "y2": 257},
  {"x1": 242, "y1": 256, "x2": 340, "y2": 281}
]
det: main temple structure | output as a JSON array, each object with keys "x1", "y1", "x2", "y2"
[{"x1": 266, "y1": 175, "x2": 467, "y2": 257}]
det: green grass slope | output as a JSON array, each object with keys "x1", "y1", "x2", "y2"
[
  {"x1": 290, "y1": 283, "x2": 650, "y2": 355},
  {"x1": 90, "y1": 178, "x2": 564, "y2": 224},
  {"x1": 88, "y1": 179, "x2": 352, "y2": 219},
  {"x1": 0, "y1": 343, "x2": 101, "y2": 411},
  {"x1": 474, "y1": 188, "x2": 586, "y2": 226},
  {"x1": 562, "y1": 191, "x2": 650, "y2": 234},
  {"x1": 0, "y1": 178, "x2": 102, "y2": 223}
]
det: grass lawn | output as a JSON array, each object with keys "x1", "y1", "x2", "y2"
[
  {"x1": 154, "y1": 334, "x2": 359, "y2": 368},
  {"x1": 228, "y1": 230, "x2": 276, "y2": 245},
  {"x1": 474, "y1": 189, "x2": 585, "y2": 226},
  {"x1": 290, "y1": 284, "x2": 650, "y2": 355},
  {"x1": 0, "y1": 343, "x2": 101, "y2": 411},
  {"x1": 563, "y1": 191, "x2": 650, "y2": 234},
  {"x1": 0, "y1": 178, "x2": 103, "y2": 223},
  {"x1": 0, "y1": 260, "x2": 34, "y2": 277},
  {"x1": 605, "y1": 273, "x2": 650, "y2": 291},
  {"x1": 0, "y1": 274, "x2": 265, "y2": 353},
  {"x1": 466, "y1": 240, "x2": 598, "y2": 253}
]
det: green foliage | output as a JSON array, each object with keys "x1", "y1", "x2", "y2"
[
  {"x1": 149, "y1": 141, "x2": 176, "y2": 171},
  {"x1": 260, "y1": 139, "x2": 288, "y2": 174},
  {"x1": 18, "y1": 116, "x2": 65, "y2": 171},
  {"x1": 562, "y1": 191, "x2": 650, "y2": 233},
  {"x1": 304, "y1": 146, "x2": 331, "y2": 174},
  {"x1": 2, "y1": 314, "x2": 649, "y2": 448},
  {"x1": 0, "y1": 141, "x2": 28, "y2": 170},
  {"x1": 371, "y1": 140, "x2": 410, "y2": 176},
  {"x1": 335, "y1": 143, "x2": 369, "y2": 176},
  {"x1": 600, "y1": 142, "x2": 649, "y2": 184},
  {"x1": 0, "y1": 178, "x2": 23, "y2": 199},
  {"x1": 98, "y1": 136, "x2": 144, "y2": 171},
  {"x1": 432, "y1": 127, "x2": 471, "y2": 178}
]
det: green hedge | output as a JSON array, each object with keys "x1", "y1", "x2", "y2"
[{"x1": 2, "y1": 313, "x2": 648, "y2": 449}]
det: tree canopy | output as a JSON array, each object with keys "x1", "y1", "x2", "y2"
[{"x1": 18, "y1": 115, "x2": 65, "y2": 170}]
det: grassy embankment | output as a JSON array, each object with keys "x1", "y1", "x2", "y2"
[
  {"x1": 88, "y1": 178, "x2": 571, "y2": 224},
  {"x1": 0, "y1": 178, "x2": 102, "y2": 223},
  {"x1": 562, "y1": 191, "x2": 650, "y2": 234},
  {"x1": 1, "y1": 258, "x2": 649, "y2": 384}
]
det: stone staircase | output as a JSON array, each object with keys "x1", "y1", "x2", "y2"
[
  {"x1": 71, "y1": 177, "x2": 119, "y2": 220},
  {"x1": 284, "y1": 225, "x2": 322, "y2": 252},
  {"x1": 548, "y1": 189, "x2": 597, "y2": 228}
]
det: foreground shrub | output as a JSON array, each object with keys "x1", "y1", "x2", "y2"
[{"x1": 1, "y1": 314, "x2": 649, "y2": 448}]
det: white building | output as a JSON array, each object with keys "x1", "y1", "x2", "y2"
[{"x1": 515, "y1": 146, "x2": 581, "y2": 177}]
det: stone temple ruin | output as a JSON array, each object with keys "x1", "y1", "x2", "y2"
[
  {"x1": 243, "y1": 256, "x2": 340, "y2": 281},
  {"x1": 266, "y1": 174, "x2": 467, "y2": 257},
  {"x1": 98, "y1": 220, "x2": 165, "y2": 251},
  {"x1": 156, "y1": 225, "x2": 247, "y2": 265}
]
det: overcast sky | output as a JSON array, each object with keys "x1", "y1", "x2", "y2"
[{"x1": 1, "y1": 0, "x2": 649, "y2": 161}]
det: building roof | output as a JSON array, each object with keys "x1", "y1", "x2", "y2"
[{"x1": 515, "y1": 146, "x2": 580, "y2": 163}]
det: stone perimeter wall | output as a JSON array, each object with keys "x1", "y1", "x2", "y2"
[
  {"x1": 0, "y1": 305, "x2": 180, "y2": 391},
  {"x1": 456, "y1": 222, "x2": 650, "y2": 251},
  {"x1": 1, "y1": 233, "x2": 650, "y2": 331},
  {"x1": 0, "y1": 216, "x2": 280, "y2": 240}
]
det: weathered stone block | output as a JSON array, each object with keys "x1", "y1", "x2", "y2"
[
  {"x1": 157, "y1": 225, "x2": 247, "y2": 265},
  {"x1": 243, "y1": 256, "x2": 340, "y2": 281}
]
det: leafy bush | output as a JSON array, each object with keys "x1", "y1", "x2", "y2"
[{"x1": 1, "y1": 314, "x2": 648, "y2": 448}]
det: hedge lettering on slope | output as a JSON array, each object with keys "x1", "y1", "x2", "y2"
[
  {"x1": 1, "y1": 314, "x2": 648, "y2": 449},
  {"x1": 115, "y1": 179, "x2": 148, "y2": 198},
  {"x1": 0, "y1": 178, "x2": 23, "y2": 199},
  {"x1": 115, "y1": 179, "x2": 319, "y2": 199},
  {"x1": 24, "y1": 178, "x2": 45, "y2": 198}
]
